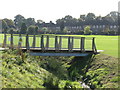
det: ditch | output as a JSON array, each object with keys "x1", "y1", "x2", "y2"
[{"x1": 1, "y1": 50, "x2": 119, "y2": 88}]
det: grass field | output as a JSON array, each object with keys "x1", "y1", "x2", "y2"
[{"x1": 0, "y1": 34, "x2": 118, "y2": 58}]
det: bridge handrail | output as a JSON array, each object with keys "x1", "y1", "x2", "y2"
[{"x1": 2, "y1": 33, "x2": 97, "y2": 53}]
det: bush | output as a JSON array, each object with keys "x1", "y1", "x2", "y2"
[
  {"x1": 84, "y1": 26, "x2": 92, "y2": 35},
  {"x1": 108, "y1": 30, "x2": 116, "y2": 35}
]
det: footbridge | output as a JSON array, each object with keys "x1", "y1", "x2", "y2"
[{"x1": 1, "y1": 34, "x2": 102, "y2": 56}]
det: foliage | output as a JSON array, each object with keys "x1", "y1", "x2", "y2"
[
  {"x1": 60, "y1": 20, "x2": 65, "y2": 31},
  {"x1": 84, "y1": 26, "x2": 92, "y2": 35},
  {"x1": 14, "y1": 14, "x2": 25, "y2": 29},
  {"x1": 108, "y1": 30, "x2": 117, "y2": 35},
  {"x1": 85, "y1": 54, "x2": 119, "y2": 88},
  {"x1": 1, "y1": 11, "x2": 118, "y2": 35},
  {"x1": 86, "y1": 13, "x2": 96, "y2": 21},
  {"x1": 102, "y1": 27, "x2": 110, "y2": 35},
  {"x1": 1, "y1": 50, "x2": 82, "y2": 88},
  {"x1": 25, "y1": 18, "x2": 36, "y2": 27},
  {"x1": 1, "y1": 50, "x2": 53, "y2": 88},
  {"x1": 20, "y1": 23, "x2": 27, "y2": 34},
  {"x1": 41, "y1": 27, "x2": 48, "y2": 33},
  {"x1": 3, "y1": 18, "x2": 15, "y2": 28},
  {"x1": 2, "y1": 20, "x2": 9, "y2": 33},
  {"x1": 7, "y1": 28, "x2": 14, "y2": 34},
  {"x1": 63, "y1": 27, "x2": 69, "y2": 33},
  {"x1": 27, "y1": 25, "x2": 38, "y2": 34},
  {"x1": 58, "y1": 80, "x2": 82, "y2": 88}
]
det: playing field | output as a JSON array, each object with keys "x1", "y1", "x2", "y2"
[{"x1": 0, "y1": 34, "x2": 118, "y2": 58}]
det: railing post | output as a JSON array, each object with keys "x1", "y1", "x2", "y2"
[
  {"x1": 46, "y1": 36, "x2": 49, "y2": 50},
  {"x1": 55, "y1": 36, "x2": 59, "y2": 51},
  {"x1": 68, "y1": 37, "x2": 71, "y2": 51},
  {"x1": 10, "y1": 34, "x2": 14, "y2": 49},
  {"x1": 41, "y1": 35, "x2": 45, "y2": 51},
  {"x1": 59, "y1": 36, "x2": 62, "y2": 50},
  {"x1": 80, "y1": 37, "x2": 85, "y2": 52},
  {"x1": 2, "y1": 33, "x2": 7, "y2": 48},
  {"x1": 68, "y1": 37, "x2": 74, "y2": 52},
  {"x1": 71, "y1": 37, "x2": 74, "y2": 50},
  {"x1": 32, "y1": 34, "x2": 36, "y2": 48},
  {"x1": 92, "y1": 37, "x2": 97, "y2": 53},
  {"x1": 26, "y1": 34, "x2": 30, "y2": 50},
  {"x1": 18, "y1": 34, "x2": 22, "y2": 49}
]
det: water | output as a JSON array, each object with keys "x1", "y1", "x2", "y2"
[{"x1": 79, "y1": 81, "x2": 91, "y2": 89}]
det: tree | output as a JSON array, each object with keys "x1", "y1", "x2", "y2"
[
  {"x1": 84, "y1": 26, "x2": 92, "y2": 35},
  {"x1": 20, "y1": 23, "x2": 27, "y2": 34},
  {"x1": 2, "y1": 20, "x2": 9, "y2": 33},
  {"x1": 25, "y1": 18, "x2": 36, "y2": 27},
  {"x1": 80, "y1": 15, "x2": 86, "y2": 21},
  {"x1": 56, "y1": 15, "x2": 77, "y2": 26},
  {"x1": 60, "y1": 20, "x2": 65, "y2": 32},
  {"x1": 41, "y1": 27, "x2": 48, "y2": 34},
  {"x1": 3, "y1": 18, "x2": 15, "y2": 28},
  {"x1": 35, "y1": 26, "x2": 39, "y2": 34},
  {"x1": 86, "y1": 13, "x2": 96, "y2": 20},
  {"x1": 14, "y1": 14, "x2": 25, "y2": 29},
  {"x1": 8, "y1": 28, "x2": 14, "y2": 34},
  {"x1": 37, "y1": 19, "x2": 44, "y2": 24},
  {"x1": 102, "y1": 26, "x2": 110, "y2": 35},
  {"x1": 27, "y1": 25, "x2": 37, "y2": 34},
  {"x1": 63, "y1": 27, "x2": 69, "y2": 33},
  {"x1": 85, "y1": 13, "x2": 96, "y2": 25},
  {"x1": 109, "y1": 11, "x2": 118, "y2": 23},
  {"x1": 104, "y1": 16, "x2": 115, "y2": 24}
]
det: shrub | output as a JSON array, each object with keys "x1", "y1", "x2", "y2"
[{"x1": 84, "y1": 26, "x2": 92, "y2": 35}]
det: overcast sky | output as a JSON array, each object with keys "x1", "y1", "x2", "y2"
[{"x1": 0, "y1": 0, "x2": 119, "y2": 23}]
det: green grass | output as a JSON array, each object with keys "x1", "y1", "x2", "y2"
[
  {"x1": 0, "y1": 34, "x2": 118, "y2": 57},
  {"x1": 1, "y1": 50, "x2": 82, "y2": 88}
]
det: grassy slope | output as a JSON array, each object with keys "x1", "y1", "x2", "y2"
[
  {"x1": 1, "y1": 49, "x2": 119, "y2": 88},
  {"x1": 1, "y1": 50, "x2": 82, "y2": 88},
  {"x1": 86, "y1": 54, "x2": 119, "y2": 88}
]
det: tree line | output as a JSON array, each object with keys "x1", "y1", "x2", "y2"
[{"x1": 1, "y1": 11, "x2": 119, "y2": 35}]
